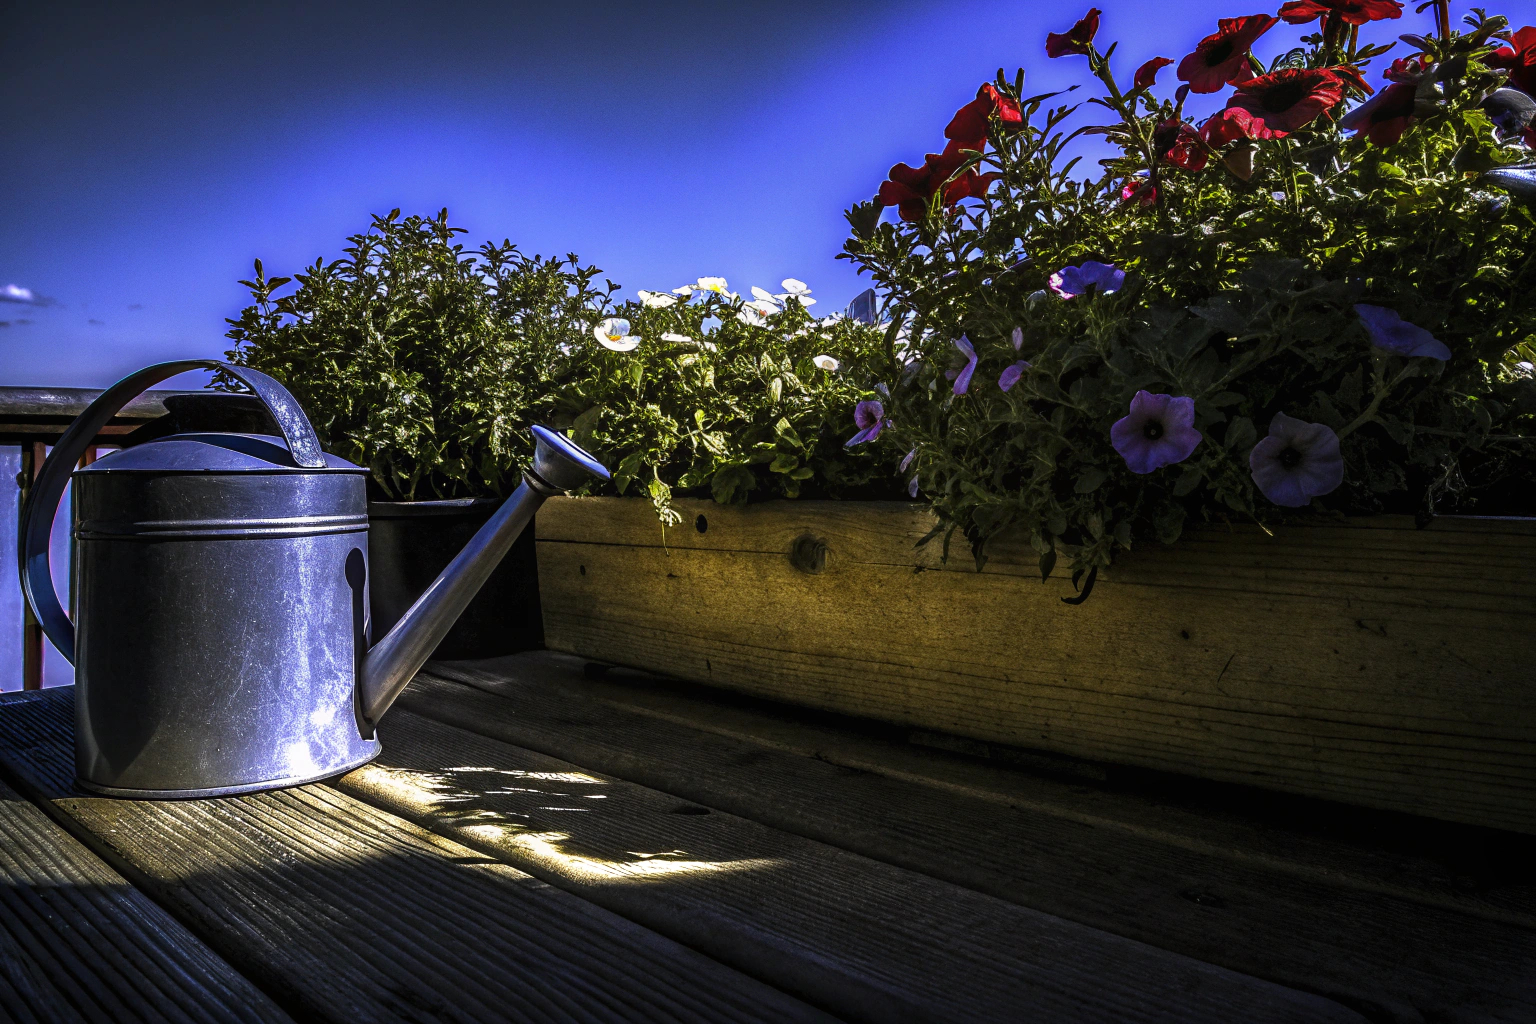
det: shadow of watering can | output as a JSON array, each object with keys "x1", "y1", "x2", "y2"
[{"x1": 18, "y1": 360, "x2": 610, "y2": 798}]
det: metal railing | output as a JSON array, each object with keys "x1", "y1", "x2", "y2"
[{"x1": 2, "y1": 387, "x2": 190, "y2": 690}]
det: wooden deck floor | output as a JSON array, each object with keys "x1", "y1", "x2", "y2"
[{"x1": 2, "y1": 651, "x2": 1532, "y2": 1022}]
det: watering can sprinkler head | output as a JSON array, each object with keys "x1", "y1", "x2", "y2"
[{"x1": 356, "y1": 424, "x2": 610, "y2": 729}]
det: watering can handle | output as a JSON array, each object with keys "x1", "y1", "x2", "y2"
[{"x1": 19, "y1": 359, "x2": 325, "y2": 666}]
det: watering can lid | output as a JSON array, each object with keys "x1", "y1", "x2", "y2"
[{"x1": 79, "y1": 433, "x2": 364, "y2": 474}]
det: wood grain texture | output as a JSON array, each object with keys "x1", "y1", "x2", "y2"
[
  {"x1": 339, "y1": 706, "x2": 1365, "y2": 1024},
  {"x1": 414, "y1": 654, "x2": 1536, "y2": 1024},
  {"x1": 0, "y1": 688, "x2": 831, "y2": 1024},
  {"x1": 0, "y1": 773, "x2": 290, "y2": 1024},
  {"x1": 536, "y1": 497, "x2": 1536, "y2": 834}
]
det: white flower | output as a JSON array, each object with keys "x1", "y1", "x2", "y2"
[
  {"x1": 745, "y1": 298, "x2": 778, "y2": 316},
  {"x1": 737, "y1": 306, "x2": 768, "y2": 327},
  {"x1": 671, "y1": 285, "x2": 695, "y2": 296},
  {"x1": 750, "y1": 286, "x2": 783, "y2": 309},
  {"x1": 777, "y1": 278, "x2": 816, "y2": 306},
  {"x1": 813, "y1": 355, "x2": 840, "y2": 371},
  {"x1": 662, "y1": 332, "x2": 692, "y2": 343},
  {"x1": 638, "y1": 290, "x2": 676, "y2": 308},
  {"x1": 594, "y1": 317, "x2": 640, "y2": 352},
  {"x1": 695, "y1": 276, "x2": 729, "y2": 295}
]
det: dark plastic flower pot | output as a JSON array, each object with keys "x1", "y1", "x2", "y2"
[{"x1": 366, "y1": 498, "x2": 543, "y2": 660}]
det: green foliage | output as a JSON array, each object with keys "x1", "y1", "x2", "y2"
[
  {"x1": 841, "y1": 6, "x2": 1536, "y2": 574},
  {"x1": 562, "y1": 286, "x2": 893, "y2": 524},
  {"x1": 225, "y1": 210, "x2": 893, "y2": 516}
]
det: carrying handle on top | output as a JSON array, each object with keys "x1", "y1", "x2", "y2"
[{"x1": 18, "y1": 359, "x2": 323, "y2": 665}]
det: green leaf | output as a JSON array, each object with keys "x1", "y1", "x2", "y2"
[{"x1": 1074, "y1": 467, "x2": 1108, "y2": 493}]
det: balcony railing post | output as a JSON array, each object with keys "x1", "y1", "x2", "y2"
[{"x1": 21, "y1": 441, "x2": 45, "y2": 690}]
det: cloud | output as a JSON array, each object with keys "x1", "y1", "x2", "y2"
[
  {"x1": 1, "y1": 284, "x2": 58, "y2": 306},
  {"x1": 128, "y1": 303, "x2": 143, "y2": 310}
]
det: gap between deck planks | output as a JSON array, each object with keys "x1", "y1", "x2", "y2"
[
  {"x1": 0, "y1": 688, "x2": 831, "y2": 1024},
  {"x1": 402, "y1": 653, "x2": 1536, "y2": 1024},
  {"x1": 338, "y1": 708, "x2": 1363, "y2": 1024},
  {"x1": 0, "y1": 772, "x2": 291, "y2": 1024}
]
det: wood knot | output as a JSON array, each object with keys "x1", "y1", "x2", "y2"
[{"x1": 789, "y1": 533, "x2": 829, "y2": 574}]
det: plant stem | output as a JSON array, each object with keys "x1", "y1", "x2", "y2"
[{"x1": 1338, "y1": 363, "x2": 1417, "y2": 439}]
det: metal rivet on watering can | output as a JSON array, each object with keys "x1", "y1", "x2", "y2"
[{"x1": 789, "y1": 533, "x2": 828, "y2": 574}]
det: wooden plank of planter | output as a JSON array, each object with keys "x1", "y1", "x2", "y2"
[
  {"x1": 0, "y1": 689, "x2": 832, "y2": 1024},
  {"x1": 0, "y1": 773, "x2": 291, "y2": 1024},
  {"x1": 341, "y1": 703, "x2": 1366, "y2": 1024},
  {"x1": 409, "y1": 655, "x2": 1536, "y2": 1024},
  {"x1": 535, "y1": 497, "x2": 1536, "y2": 835}
]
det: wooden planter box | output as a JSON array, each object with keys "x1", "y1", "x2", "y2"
[{"x1": 534, "y1": 497, "x2": 1536, "y2": 835}]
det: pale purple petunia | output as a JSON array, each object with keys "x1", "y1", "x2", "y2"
[
  {"x1": 899, "y1": 447, "x2": 919, "y2": 496},
  {"x1": 1049, "y1": 261, "x2": 1125, "y2": 299},
  {"x1": 845, "y1": 400, "x2": 886, "y2": 446},
  {"x1": 1249, "y1": 412, "x2": 1344, "y2": 507},
  {"x1": 999, "y1": 327, "x2": 1031, "y2": 391},
  {"x1": 946, "y1": 335, "x2": 978, "y2": 395},
  {"x1": 1354, "y1": 305, "x2": 1451, "y2": 360},
  {"x1": 999, "y1": 361, "x2": 1032, "y2": 391},
  {"x1": 1110, "y1": 391, "x2": 1202, "y2": 474}
]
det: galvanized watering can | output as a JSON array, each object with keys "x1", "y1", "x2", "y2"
[{"x1": 19, "y1": 359, "x2": 609, "y2": 798}]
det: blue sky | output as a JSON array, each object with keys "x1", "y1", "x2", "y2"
[{"x1": 0, "y1": 0, "x2": 1451, "y2": 388}]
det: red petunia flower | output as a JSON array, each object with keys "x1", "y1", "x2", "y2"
[
  {"x1": 1330, "y1": 64, "x2": 1374, "y2": 96},
  {"x1": 1384, "y1": 54, "x2": 1431, "y2": 83},
  {"x1": 1120, "y1": 178, "x2": 1158, "y2": 207},
  {"x1": 1339, "y1": 80, "x2": 1417, "y2": 145},
  {"x1": 1153, "y1": 119, "x2": 1209, "y2": 170},
  {"x1": 946, "y1": 168, "x2": 1002, "y2": 206},
  {"x1": 1226, "y1": 67, "x2": 1345, "y2": 134},
  {"x1": 1200, "y1": 106, "x2": 1270, "y2": 145},
  {"x1": 945, "y1": 84, "x2": 1023, "y2": 150},
  {"x1": 877, "y1": 141, "x2": 998, "y2": 222},
  {"x1": 1177, "y1": 15, "x2": 1277, "y2": 94},
  {"x1": 1047, "y1": 9, "x2": 1100, "y2": 58},
  {"x1": 1134, "y1": 57, "x2": 1174, "y2": 90},
  {"x1": 1277, "y1": 0, "x2": 1403, "y2": 26},
  {"x1": 1488, "y1": 26, "x2": 1536, "y2": 96}
]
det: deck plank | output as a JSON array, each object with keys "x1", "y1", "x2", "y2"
[
  {"x1": 411, "y1": 653, "x2": 1536, "y2": 1024},
  {"x1": 340, "y1": 708, "x2": 1362, "y2": 1024},
  {"x1": 0, "y1": 688, "x2": 831, "y2": 1024},
  {"x1": 0, "y1": 772, "x2": 291, "y2": 1024}
]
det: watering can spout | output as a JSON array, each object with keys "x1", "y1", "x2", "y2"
[{"x1": 358, "y1": 425, "x2": 610, "y2": 729}]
